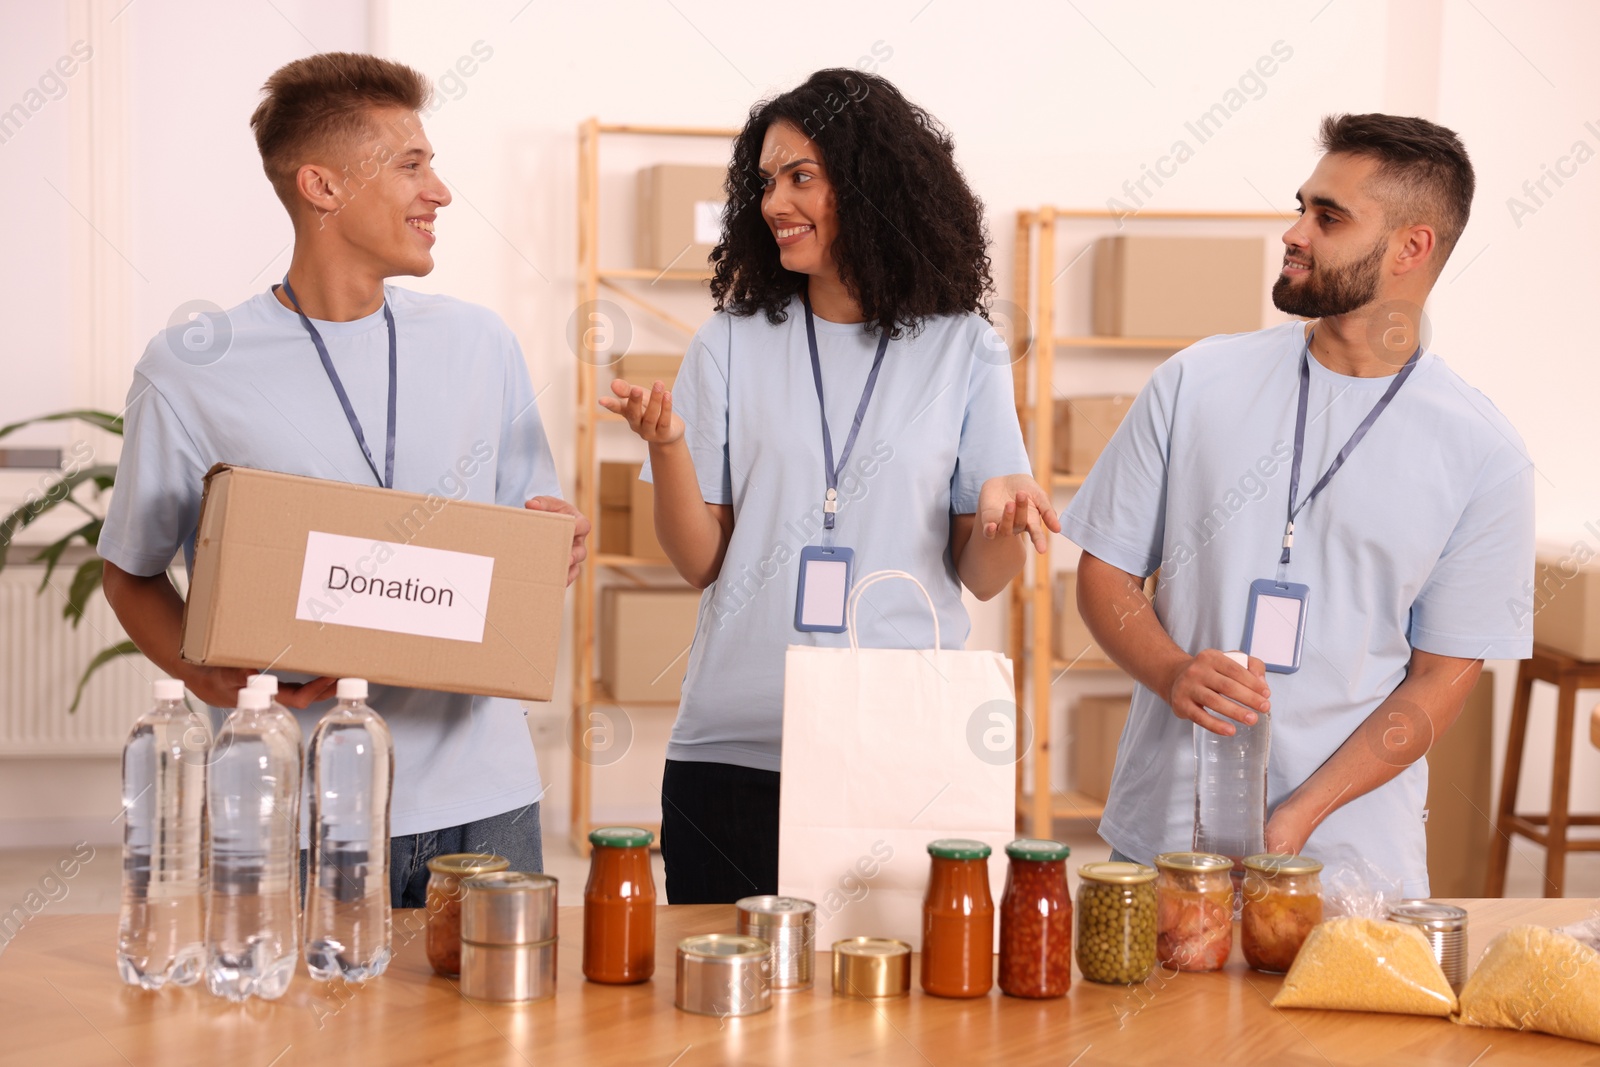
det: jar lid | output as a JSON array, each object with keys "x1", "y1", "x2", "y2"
[
  {"x1": 1388, "y1": 900, "x2": 1468, "y2": 932},
  {"x1": 462, "y1": 871, "x2": 559, "y2": 893},
  {"x1": 1243, "y1": 852, "x2": 1324, "y2": 875},
  {"x1": 832, "y1": 937, "x2": 912, "y2": 999},
  {"x1": 1005, "y1": 838, "x2": 1071, "y2": 862},
  {"x1": 678, "y1": 933, "x2": 770, "y2": 961},
  {"x1": 927, "y1": 838, "x2": 992, "y2": 860},
  {"x1": 427, "y1": 852, "x2": 511, "y2": 877},
  {"x1": 1078, "y1": 861, "x2": 1157, "y2": 885},
  {"x1": 736, "y1": 895, "x2": 816, "y2": 926},
  {"x1": 589, "y1": 826, "x2": 655, "y2": 849},
  {"x1": 1154, "y1": 851, "x2": 1233, "y2": 873}
]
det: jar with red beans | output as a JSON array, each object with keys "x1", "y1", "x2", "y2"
[{"x1": 998, "y1": 839, "x2": 1072, "y2": 998}]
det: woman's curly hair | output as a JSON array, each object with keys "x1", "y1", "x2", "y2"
[{"x1": 709, "y1": 69, "x2": 993, "y2": 339}]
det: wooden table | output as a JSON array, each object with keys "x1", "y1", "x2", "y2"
[{"x1": 4, "y1": 900, "x2": 1598, "y2": 1066}]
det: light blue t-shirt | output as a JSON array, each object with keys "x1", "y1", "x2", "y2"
[
  {"x1": 99, "y1": 285, "x2": 561, "y2": 838},
  {"x1": 1061, "y1": 320, "x2": 1534, "y2": 896},
  {"x1": 642, "y1": 296, "x2": 1030, "y2": 772}
]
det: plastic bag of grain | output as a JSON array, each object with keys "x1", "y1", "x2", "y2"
[
  {"x1": 1271, "y1": 917, "x2": 1457, "y2": 1016},
  {"x1": 1455, "y1": 919, "x2": 1600, "y2": 1045}
]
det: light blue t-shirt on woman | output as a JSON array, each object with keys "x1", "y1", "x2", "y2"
[
  {"x1": 99, "y1": 285, "x2": 561, "y2": 838},
  {"x1": 642, "y1": 295, "x2": 1030, "y2": 773},
  {"x1": 1061, "y1": 320, "x2": 1534, "y2": 896}
]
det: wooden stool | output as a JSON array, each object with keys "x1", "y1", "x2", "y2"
[{"x1": 1485, "y1": 645, "x2": 1600, "y2": 897}]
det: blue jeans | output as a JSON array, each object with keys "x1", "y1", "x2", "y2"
[
  {"x1": 1110, "y1": 848, "x2": 1138, "y2": 864},
  {"x1": 299, "y1": 801, "x2": 543, "y2": 909}
]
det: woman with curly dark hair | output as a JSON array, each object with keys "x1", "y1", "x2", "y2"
[{"x1": 600, "y1": 69, "x2": 1057, "y2": 903}]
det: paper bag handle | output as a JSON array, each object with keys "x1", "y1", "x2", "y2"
[{"x1": 846, "y1": 569, "x2": 941, "y2": 653}]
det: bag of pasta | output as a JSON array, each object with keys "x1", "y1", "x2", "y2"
[
  {"x1": 1456, "y1": 919, "x2": 1600, "y2": 1045},
  {"x1": 1271, "y1": 861, "x2": 1456, "y2": 1017}
]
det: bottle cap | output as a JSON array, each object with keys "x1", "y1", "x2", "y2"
[
  {"x1": 588, "y1": 826, "x2": 655, "y2": 849},
  {"x1": 247, "y1": 673, "x2": 279, "y2": 695},
  {"x1": 337, "y1": 678, "x2": 368, "y2": 701},
  {"x1": 153, "y1": 678, "x2": 185, "y2": 702},
  {"x1": 237, "y1": 688, "x2": 269, "y2": 711},
  {"x1": 926, "y1": 838, "x2": 991, "y2": 860}
]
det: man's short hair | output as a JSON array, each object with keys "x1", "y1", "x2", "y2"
[
  {"x1": 249, "y1": 52, "x2": 430, "y2": 210},
  {"x1": 1317, "y1": 112, "x2": 1475, "y2": 266}
]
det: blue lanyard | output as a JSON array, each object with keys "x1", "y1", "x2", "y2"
[
  {"x1": 802, "y1": 294, "x2": 888, "y2": 531},
  {"x1": 1280, "y1": 327, "x2": 1420, "y2": 567},
  {"x1": 280, "y1": 276, "x2": 397, "y2": 489}
]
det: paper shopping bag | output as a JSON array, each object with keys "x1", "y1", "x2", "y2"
[{"x1": 776, "y1": 571, "x2": 1018, "y2": 951}]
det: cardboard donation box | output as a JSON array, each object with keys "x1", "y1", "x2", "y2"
[
  {"x1": 1092, "y1": 235, "x2": 1264, "y2": 338},
  {"x1": 1053, "y1": 395, "x2": 1134, "y2": 475},
  {"x1": 181, "y1": 465, "x2": 574, "y2": 701},
  {"x1": 597, "y1": 461, "x2": 666, "y2": 561},
  {"x1": 1533, "y1": 551, "x2": 1600, "y2": 660},
  {"x1": 1424, "y1": 671, "x2": 1493, "y2": 897},
  {"x1": 1052, "y1": 571, "x2": 1104, "y2": 664},
  {"x1": 636, "y1": 165, "x2": 726, "y2": 271},
  {"x1": 600, "y1": 587, "x2": 700, "y2": 703},
  {"x1": 616, "y1": 354, "x2": 683, "y2": 393},
  {"x1": 1071, "y1": 695, "x2": 1131, "y2": 803}
]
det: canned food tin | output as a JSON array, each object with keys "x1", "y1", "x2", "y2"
[
  {"x1": 674, "y1": 934, "x2": 772, "y2": 1016},
  {"x1": 831, "y1": 937, "x2": 912, "y2": 999},
  {"x1": 459, "y1": 938, "x2": 558, "y2": 1002},
  {"x1": 1388, "y1": 901, "x2": 1468, "y2": 993},
  {"x1": 461, "y1": 872, "x2": 558, "y2": 945},
  {"x1": 735, "y1": 896, "x2": 816, "y2": 992}
]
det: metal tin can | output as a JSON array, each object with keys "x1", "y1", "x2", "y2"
[
  {"x1": 674, "y1": 934, "x2": 772, "y2": 1016},
  {"x1": 1388, "y1": 900, "x2": 1468, "y2": 993},
  {"x1": 735, "y1": 896, "x2": 816, "y2": 992},
  {"x1": 832, "y1": 937, "x2": 912, "y2": 999},
  {"x1": 459, "y1": 938, "x2": 558, "y2": 1002},
  {"x1": 461, "y1": 872, "x2": 558, "y2": 945}
]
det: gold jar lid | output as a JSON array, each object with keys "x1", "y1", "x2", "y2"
[
  {"x1": 1242, "y1": 852, "x2": 1323, "y2": 875},
  {"x1": 832, "y1": 937, "x2": 912, "y2": 999},
  {"x1": 427, "y1": 852, "x2": 510, "y2": 877},
  {"x1": 1154, "y1": 851, "x2": 1233, "y2": 873},
  {"x1": 1078, "y1": 861, "x2": 1157, "y2": 885}
]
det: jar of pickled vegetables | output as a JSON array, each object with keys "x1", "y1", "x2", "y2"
[
  {"x1": 1075, "y1": 861, "x2": 1157, "y2": 984},
  {"x1": 1241, "y1": 853, "x2": 1323, "y2": 973},
  {"x1": 1154, "y1": 851, "x2": 1235, "y2": 972},
  {"x1": 998, "y1": 839, "x2": 1072, "y2": 998},
  {"x1": 921, "y1": 839, "x2": 994, "y2": 998},
  {"x1": 425, "y1": 852, "x2": 510, "y2": 977}
]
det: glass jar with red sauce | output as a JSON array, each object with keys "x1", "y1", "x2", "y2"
[
  {"x1": 998, "y1": 839, "x2": 1072, "y2": 998},
  {"x1": 583, "y1": 826, "x2": 657, "y2": 983},
  {"x1": 921, "y1": 839, "x2": 994, "y2": 998}
]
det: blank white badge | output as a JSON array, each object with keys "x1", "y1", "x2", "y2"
[
  {"x1": 798, "y1": 559, "x2": 850, "y2": 629},
  {"x1": 1249, "y1": 593, "x2": 1302, "y2": 667}
]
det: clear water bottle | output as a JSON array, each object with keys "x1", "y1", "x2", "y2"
[
  {"x1": 118, "y1": 677, "x2": 209, "y2": 989},
  {"x1": 1192, "y1": 651, "x2": 1269, "y2": 867},
  {"x1": 305, "y1": 678, "x2": 393, "y2": 982},
  {"x1": 246, "y1": 673, "x2": 305, "y2": 913},
  {"x1": 205, "y1": 687, "x2": 301, "y2": 1000}
]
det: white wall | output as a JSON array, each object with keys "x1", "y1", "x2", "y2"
[{"x1": 3, "y1": 0, "x2": 1594, "y2": 847}]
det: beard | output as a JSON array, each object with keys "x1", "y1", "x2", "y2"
[{"x1": 1271, "y1": 234, "x2": 1388, "y2": 318}]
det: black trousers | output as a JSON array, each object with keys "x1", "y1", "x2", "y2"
[{"x1": 660, "y1": 758, "x2": 780, "y2": 904}]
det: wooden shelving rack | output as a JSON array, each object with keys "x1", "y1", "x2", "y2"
[
  {"x1": 571, "y1": 119, "x2": 739, "y2": 856},
  {"x1": 1008, "y1": 207, "x2": 1288, "y2": 839}
]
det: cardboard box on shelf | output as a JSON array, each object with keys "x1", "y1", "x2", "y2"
[
  {"x1": 1070, "y1": 694, "x2": 1131, "y2": 803},
  {"x1": 600, "y1": 586, "x2": 701, "y2": 703},
  {"x1": 181, "y1": 464, "x2": 573, "y2": 701},
  {"x1": 636, "y1": 164, "x2": 726, "y2": 271},
  {"x1": 617, "y1": 354, "x2": 683, "y2": 393},
  {"x1": 629, "y1": 476, "x2": 666, "y2": 561},
  {"x1": 1533, "y1": 552, "x2": 1600, "y2": 660},
  {"x1": 1092, "y1": 235, "x2": 1264, "y2": 339},
  {"x1": 598, "y1": 462, "x2": 633, "y2": 556},
  {"x1": 1053, "y1": 395, "x2": 1134, "y2": 475},
  {"x1": 1052, "y1": 571, "x2": 1104, "y2": 665},
  {"x1": 1424, "y1": 670, "x2": 1494, "y2": 897}
]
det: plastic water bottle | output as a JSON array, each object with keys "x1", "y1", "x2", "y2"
[
  {"x1": 1192, "y1": 651, "x2": 1269, "y2": 867},
  {"x1": 205, "y1": 687, "x2": 301, "y2": 1000},
  {"x1": 305, "y1": 678, "x2": 394, "y2": 982},
  {"x1": 246, "y1": 673, "x2": 304, "y2": 903},
  {"x1": 118, "y1": 677, "x2": 209, "y2": 989}
]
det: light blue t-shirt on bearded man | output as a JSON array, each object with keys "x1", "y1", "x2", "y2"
[
  {"x1": 1061, "y1": 320, "x2": 1534, "y2": 897},
  {"x1": 99, "y1": 285, "x2": 561, "y2": 839},
  {"x1": 641, "y1": 295, "x2": 1031, "y2": 773}
]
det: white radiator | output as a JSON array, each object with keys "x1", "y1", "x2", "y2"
[{"x1": 0, "y1": 564, "x2": 155, "y2": 756}]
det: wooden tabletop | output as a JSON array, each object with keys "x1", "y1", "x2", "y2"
[{"x1": 3, "y1": 899, "x2": 1598, "y2": 1066}]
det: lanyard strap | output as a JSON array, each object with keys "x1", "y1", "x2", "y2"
[
  {"x1": 280, "y1": 276, "x2": 397, "y2": 489},
  {"x1": 1281, "y1": 326, "x2": 1420, "y2": 566},
  {"x1": 803, "y1": 294, "x2": 889, "y2": 531}
]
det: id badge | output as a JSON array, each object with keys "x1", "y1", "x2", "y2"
[
  {"x1": 794, "y1": 545, "x2": 855, "y2": 633},
  {"x1": 1242, "y1": 578, "x2": 1310, "y2": 674}
]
